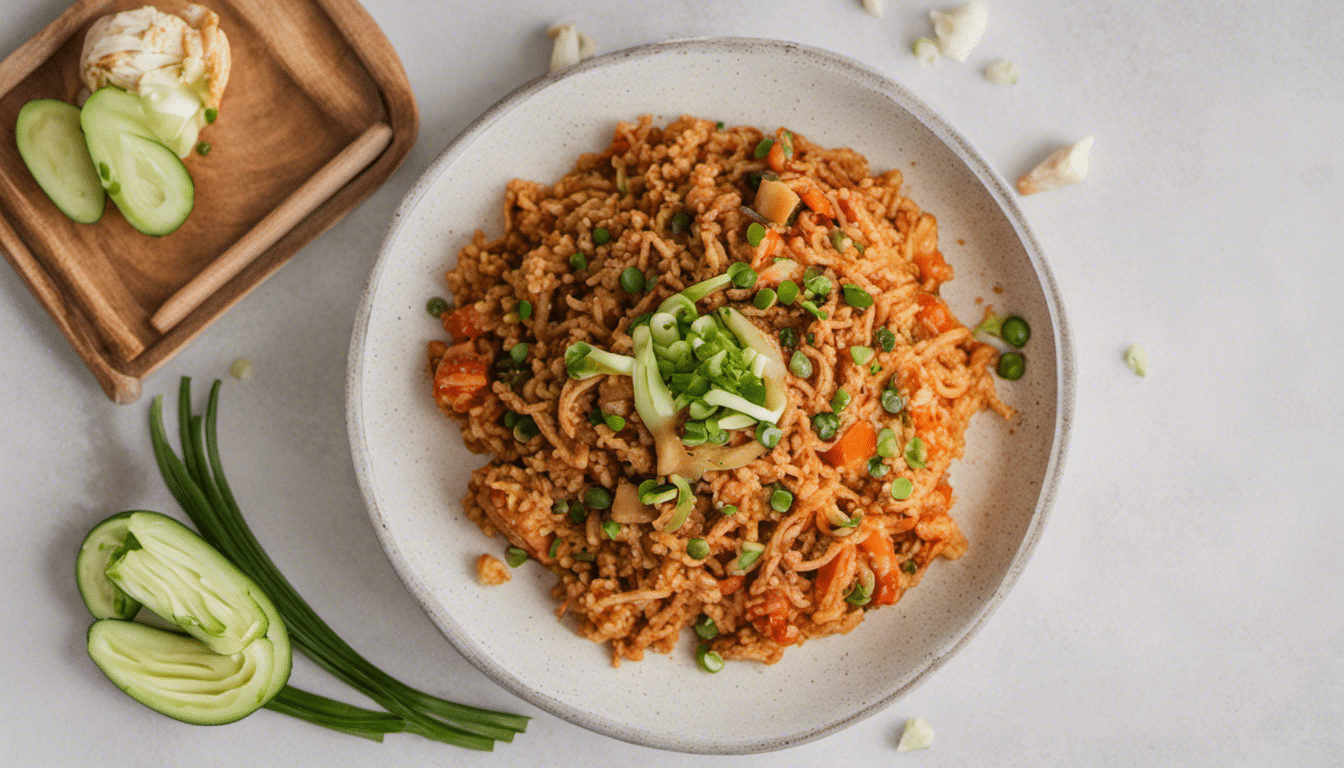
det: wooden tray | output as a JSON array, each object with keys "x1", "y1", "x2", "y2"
[{"x1": 0, "y1": 0, "x2": 417, "y2": 403}]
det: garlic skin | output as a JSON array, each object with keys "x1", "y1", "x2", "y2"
[
  {"x1": 547, "y1": 24, "x2": 595, "y2": 72},
  {"x1": 930, "y1": 1, "x2": 989, "y2": 63},
  {"x1": 1017, "y1": 136, "x2": 1094, "y2": 195},
  {"x1": 79, "y1": 4, "x2": 231, "y2": 110}
]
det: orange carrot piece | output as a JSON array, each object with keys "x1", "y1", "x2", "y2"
[
  {"x1": 858, "y1": 531, "x2": 900, "y2": 607},
  {"x1": 798, "y1": 184, "x2": 834, "y2": 219},
  {"x1": 819, "y1": 419, "x2": 877, "y2": 470}
]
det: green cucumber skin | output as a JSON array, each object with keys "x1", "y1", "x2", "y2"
[
  {"x1": 76, "y1": 510, "x2": 143, "y2": 621},
  {"x1": 15, "y1": 99, "x2": 105, "y2": 224},
  {"x1": 79, "y1": 87, "x2": 194, "y2": 236}
]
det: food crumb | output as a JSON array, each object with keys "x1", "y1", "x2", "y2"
[
  {"x1": 476, "y1": 553, "x2": 511, "y2": 586},
  {"x1": 1017, "y1": 136, "x2": 1094, "y2": 195},
  {"x1": 897, "y1": 716, "x2": 935, "y2": 752},
  {"x1": 1124, "y1": 344, "x2": 1148, "y2": 377},
  {"x1": 228, "y1": 358, "x2": 253, "y2": 381}
]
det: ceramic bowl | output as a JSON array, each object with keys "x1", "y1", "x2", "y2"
[{"x1": 347, "y1": 37, "x2": 1073, "y2": 754}]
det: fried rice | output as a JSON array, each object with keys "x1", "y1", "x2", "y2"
[{"x1": 427, "y1": 115, "x2": 1011, "y2": 667}]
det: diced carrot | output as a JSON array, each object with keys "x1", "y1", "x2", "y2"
[
  {"x1": 748, "y1": 589, "x2": 795, "y2": 645},
  {"x1": 442, "y1": 305, "x2": 486, "y2": 343},
  {"x1": 858, "y1": 531, "x2": 900, "y2": 607},
  {"x1": 813, "y1": 544, "x2": 856, "y2": 604},
  {"x1": 719, "y1": 575, "x2": 745, "y2": 596},
  {"x1": 798, "y1": 184, "x2": 834, "y2": 219},
  {"x1": 914, "y1": 293, "x2": 959, "y2": 337},
  {"x1": 913, "y1": 248, "x2": 954, "y2": 289},
  {"x1": 819, "y1": 419, "x2": 877, "y2": 471}
]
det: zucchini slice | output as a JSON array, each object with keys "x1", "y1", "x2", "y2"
[
  {"x1": 99, "y1": 510, "x2": 269, "y2": 656},
  {"x1": 80, "y1": 87, "x2": 194, "y2": 236},
  {"x1": 76, "y1": 511, "x2": 143, "y2": 620},
  {"x1": 14, "y1": 99, "x2": 105, "y2": 224},
  {"x1": 87, "y1": 619, "x2": 287, "y2": 726}
]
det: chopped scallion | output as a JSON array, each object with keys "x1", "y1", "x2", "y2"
[
  {"x1": 788, "y1": 350, "x2": 813, "y2": 378},
  {"x1": 754, "y1": 138, "x2": 773, "y2": 159},
  {"x1": 746, "y1": 222, "x2": 766, "y2": 247},
  {"x1": 620, "y1": 267, "x2": 645, "y2": 294},
  {"x1": 876, "y1": 427, "x2": 898, "y2": 458},
  {"x1": 694, "y1": 615, "x2": 718, "y2": 640},
  {"x1": 881, "y1": 388, "x2": 905, "y2": 414},
  {"x1": 592, "y1": 227, "x2": 611, "y2": 246},
  {"x1": 850, "y1": 346, "x2": 874, "y2": 365},
  {"x1": 601, "y1": 519, "x2": 620, "y2": 540},
  {"x1": 904, "y1": 437, "x2": 927, "y2": 469},
  {"x1": 505, "y1": 547, "x2": 529, "y2": 567},
  {"x1": 830, "y1": 389, "x2": 851, "y2": 413},
  {"x1": 769, "y1": 486, "x2": 793, "y2": 513},
  {"x1": 686, "y1": 538, "x2": 710, "y2": 560},
  {"x1": 584, "y1": 486, "x2": 613, "y2": 510},
  {"x1": 753, "y1": 287, "x2": 778, "y2": 310},
  {"x1": 696, "y1": 642, "x2": 724, "y2": 673},
  {"x1": 891, "y1": 477, "x2": 914, "y2": 500},
  {"x1": 776, "y1": 280, "x2": 799, "y2": 305},
  {"x1": 517, "y1": 300, "x2": 533, "y2": 321},
  {"x1": 842, "y1": 284, "x2": 874, "y2": 309},
  {"x1": 867, "y1": 456, "x2": 890, "y2": 478},
  {"x1": 727, "y1": 261, "x2": 758, "y2": 289},
  {"x1": 875, "y1": 327, "x2": 896, "y2": 352},
  {"x1": 811, "y1": 412, "x2": 839, "y2": 440}
]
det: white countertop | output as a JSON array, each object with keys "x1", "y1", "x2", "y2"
[{"x1": 3, "y1": 1, "x2": 1340, "y2": 765}]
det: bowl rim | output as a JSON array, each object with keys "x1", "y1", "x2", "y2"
[{"x1": 347, "y1": 35, "x2": 1075, "y2": 754}]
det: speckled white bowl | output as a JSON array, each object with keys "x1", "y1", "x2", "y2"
[{"x1": 347, "y1": 37, "x2": 1073, "y2": 754}]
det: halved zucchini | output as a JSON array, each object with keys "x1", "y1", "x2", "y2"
[
  {"x1": 15, "y1": 99, "x2": 105, "y2": 224},
  {"x1": 80, "y1": 87, "x2": 194, "y2": 236}
]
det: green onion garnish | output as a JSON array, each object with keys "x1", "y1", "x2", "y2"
[
  {"x1": 788, "y1": 350, "x2": 813, "y2": 378},
  {"x1": 756, "y1": 422, "x2": 782, "y2": 448},
  {"x1": 904, "y1": 437, "x2": 927, "y2": 469},
  {"x1": 548, "y1": 538, "x2": 562, "y2": 558},
  {"x1": 876, "y1": 428, "x2": 898, "y2": 458},
  {"x1": 746, "y1": 222, "x2": 766, "y2": 247},
  {"x1": 900, "y1": 559, "x2": 918, "y2": 575},
  {"x1": 842, "y1": 284, "x2": 874, "y2": 309},
  {"x1": 830, "y1": 389, "x2": 851, "y2": 412},
  {"x1": 890, "y1": 477, "x2": 914, "y2": 500},
  {"x1": 727, "y1": 261, "x2": 758, "y2": 289},
  {"x1": 737, "y1": 542, "x2": 766, "y2": 570},
  {"x1": 867, "y1": 456, "x2": 889, "y2": 478},
  {"x1": 753, "y1": 287, "x2": 778, "y2": 310},
  {"x1": 584, "y1": 486, "x2": 613, "y2": 510},
  {"x1": 696, "y1": 642, "x2": 724, "y2": 673},
  {"x1": 779, "y1": 327, "x2": 799, "y2": 348},
  {"x1": 811, "y1": 412, "x2": 839, "y2": 440},
  {"x1": 568, "y1": 500, "x2": 589, "y2": 524},
  {"x1": 601, "y1": 520, "x2": 620, "y2": 540},
  {"x1": 717, "y1": 504, "x2": 738, "y2": 516},
  {"x1": 874, "y1": 327, "x2": 896, "y2": 352},
  {"x1": 776, "y1": 280, "x2": 799, "y2": 305},
  {"x1": 694, "y1": 615, "x2": 718, "y2": 640},
  {"x1": 505, "y1": 547, "x2": 529, "y2": 567},
  {"x1": 569, "y1": 252, "x2": 587, "y2": 271},
  {"x1": 552, "y1": 498, "x2": 570, "y2": 516},
  {"x1": 754, "y1": 138, "x2": 773, "y2": 159},
  {"x1": 592, "y1": 227, "x2": 611, "y2": 246},
  {"x1": 513, "y1": 416, "x2": 539, "y2": 442},
  {"x1": 603, "y1": 413, "x2": 626, "y2": 431},
  {"x1": 881, "y1": 388, "x2": 905, "y2": 414},
  {"x1": 509, "y1": 343, "x2": 528, "y2": 364},
  {"x1": 517, "y1": 299, "x2": 533, "y2": 321},
  {"x1": 769, "y1": 486, "x2": 793, "y2": 513},
  {"x1": 426, "y1": 297, "x2": 449, "y2": 318}
]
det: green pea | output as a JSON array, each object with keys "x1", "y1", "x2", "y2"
[
  {"x1": 620, "y1": 266, "x2": 646, "y2": 294},
  {"x1": 592, "y1": 227, "x2": 611, "y2": 246},
  {"x1": 426, "y1": 297, "x2": 450, "y2": 318},
  {"x1": 513, "y1": 416, "x2": 539, "y2": 442},
  {"x1": 789, "y1": 350, "x2": 813, "y2": 378},
  {"x1": 670, "y1": 211, "x2": 692, "y2": 234},
  {"x1": 811, "y1": 412, "x2": 839, "y2": 440},
  {"x1": 804, "y1": 273, "x2": 831, "y2": 297},
  {"x1": 204, "y1": 107, "x2": 218, "y2": 124},
  {"x1": 568, "y1": 500, "x2": 588, "y2": 524},
  {"x1": 195, "y1": 141, "x2": 211, "y2": 156},
  {"x1": 686, "y1": 538, "x2": 710, "y2": 560},
  {"x1": 997, "y1": 352, "x2": 1026, "y2": 380},
  {"x1": 584, "y1": 486, "x2": 614, "y2": 510},
  {"x1": 509, "y1": 343, "x2": 528, "y2": 364},
  {"x1": 728, "y1": 261, "x2": 758, "y2": 289},
  {"x1": 1001, "y1": 315, "x2": 1030, "y2": 348}
]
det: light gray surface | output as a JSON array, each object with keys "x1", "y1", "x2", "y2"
[{"x1": 2, "y1": 1, "x2": 1340, "y2": 766}]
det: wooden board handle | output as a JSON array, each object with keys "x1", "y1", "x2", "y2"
[{"x1": 150, "y1": 121, "x2": 393, "y2": 333}]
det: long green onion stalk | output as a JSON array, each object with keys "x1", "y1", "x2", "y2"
[{"x1": 149, "y1": 378, "x2": 529, "y2": 749}]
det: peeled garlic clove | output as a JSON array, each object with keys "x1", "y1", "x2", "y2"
[
  {"x1": 897, "y1": 717, "x2": 935, "y2": 752},
  {"x1": 930, "y1": 1, "x2": 988, "y2": 63},
  {"x1": 1017, "y1": 136, "x2": 1094, "y2": 195},
  {"x1": 863, "y1": 0, "x2": 886, "y2": 18},
  {"x1": 547, "y1": 24, "x2": 594, "y2": 71}
]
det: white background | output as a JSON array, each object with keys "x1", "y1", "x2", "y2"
[{"x1": 2, "y1": 1, "x2": 1340, "y2": 766}]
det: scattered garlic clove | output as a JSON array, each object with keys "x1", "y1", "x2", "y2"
[
  {"x1": 912, "y1": 37, "x2": 941, "y2": 65},
  {"x1": 1016, "y1": 136, "x2": 1094, "y2": 195},
  {"x1": 985, "y1": 57, "x2": 1021, "y2": 85},
  {"x1": 930, "y1": 1, "x2": 989, "y2": 63},
  {"x1": 863, "y1": 0, "x2": 886, "y2": 18},
  {"x1": 897, "y1": 717, "x2": 935, "y2": 752},
  {"x1": 547, "y1": 24, "x2": 594, "y2": 72}
]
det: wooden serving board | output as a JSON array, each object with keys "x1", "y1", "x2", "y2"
[{"x1": 0, "y1": 0, "x2": 417, "y2": 403}]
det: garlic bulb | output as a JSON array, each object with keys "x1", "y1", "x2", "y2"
[{"x1": 79, "y1": 4, "x2": 231, "y2": 157}]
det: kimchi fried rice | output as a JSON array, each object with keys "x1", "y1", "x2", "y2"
[{"x1": 427, "y1": 115, "x2": 1012, "y2": 667}]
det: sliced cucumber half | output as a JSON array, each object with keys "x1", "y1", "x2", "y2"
[
  {"x1": 15, "y1": 99, "x2": 105, "y2": 224},
  {"x1": 76, "y1": 510, "x2": 143, "y2": 620},
  {"x1": 80, "y1": 87, "x2": 194, "y2": 236}
]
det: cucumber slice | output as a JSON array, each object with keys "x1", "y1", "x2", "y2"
[
  {"x1": 14, "y1": 99, "x2": 105, "y2": 224},
  {"x1": 87, "y1": 619, "x2": 286, "y2": 726},
  {"x1": 100, "y1": 510, "x2": 269, "y2": 656},
  {"x1": 76, "y1": 511, "x2": 143, "y2": 620},
  {"x1": 80, "y1": 87, "x2": 194, "y2": 236}
]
